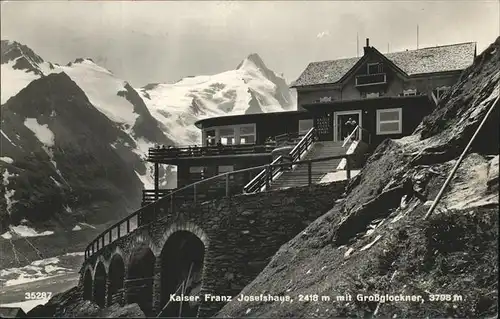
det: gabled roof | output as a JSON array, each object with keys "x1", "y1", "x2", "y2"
[{"x1": 291, "y1": 42, "x2": 476, "y2": 87}]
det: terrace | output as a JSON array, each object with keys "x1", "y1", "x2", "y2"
[{"x1": 146, "y1": 132, "x2": 306, "y2": 164}]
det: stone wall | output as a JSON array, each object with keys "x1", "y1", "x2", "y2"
[{"x1": 79, "y1": 180, "x2": 347, "y2": 317}]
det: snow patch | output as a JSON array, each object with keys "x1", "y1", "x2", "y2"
[
  {"x1": 23, "y1": 118, "x2": 66, "y2": 180},
  {"x1": 79, "y1": 222, "x2": 96, "y2": 229},
  {"x1": 0, "y1": 157, "x2": 14, "y2": 164},
  {"x1": 2, "y1": 169, "x2": 18, "y2": 215},
  {"x1": 1, "y1": 231, "x2": 12, "y2": 239},
  {"x1": 72, "y1": 225, "x2": 82, "y2": 231},
  {"x1": 319, "y1": 170, "x2": 360, "y2": 183},
  {"x1": 23, "y1": 118, "x2": 55, "y2": 147},
  {"x1": 7, "y1": 225, "x2": 54, "y2": 238},
  {"x1": 0, "y1": 256, "x2": 73, "y2": 288},
  {"x1": 31, "y1": 257, "x2": 60, "y2": 267},
  {"x1": 64, "y1": 252, "x2": 85, "y2": 257}
]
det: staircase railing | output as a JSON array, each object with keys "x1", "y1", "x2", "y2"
[
  {"x1": 289, "y1": 127, "x2": 316, "y2": 162},
  {"x1": 243, "y1": 127, "x2": 316, "y2": 194},
  {"x1": 84, "y1": 151, "x2": 352, "y2": 261},
  {"x1": 342, "y1": 125, "x2": 372, "y2": 147},
  {"x1": 243, "y1": 155, "x2": 285, "y2": 194}
]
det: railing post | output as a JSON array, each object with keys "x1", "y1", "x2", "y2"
[
  {"x1": 170, "y1": 194, "x2": 174, "y2": 213},
  {"x1": 193, "y1": 183, "x2": 197, "y2": 204},
  {"x1": 92, "y1": 243, "x2": 95, "y2": 254},
  {"x1": 96, "y1": 239, "x2": 100, "y2": 251},
  {"x1": 117, "y1": 225, "x2": 121, "y2": 239},
  {"x1": 102, "y1": 236, "x2": 105, "y2": 248},
  {"x1": 126, "y1": 218, "x2": 130, "y2": 233},
  {"x1": 225, "y1": 174, "x2": 230, "y2": 197},
  {"x1": 308, "y1": 161, "x2": 312, "y2": 185},
  {"x1": 265, "y1": 166, "x2": 270, "y2": 189},
  {"x1": 154, "y1": 163, "x2": 159, "y2": 201},
  {"x1": 346, "y1": 156, "x2": 351, "y2": 180},
  {"x1": 109, "y1": 231, "x2": 112, "y2": 244}
]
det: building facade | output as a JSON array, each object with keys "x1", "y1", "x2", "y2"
[{"x1": 291, "y1": 39, "x2": 476, "y2": 144}]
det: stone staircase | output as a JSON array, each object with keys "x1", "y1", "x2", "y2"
[{"x1": 269, "y1": 141, "x2": 348, "y2": 190}]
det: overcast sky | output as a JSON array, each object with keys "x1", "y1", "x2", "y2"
[{"x1": 1, "y1": 1, "x2": 499, "y2": 87}]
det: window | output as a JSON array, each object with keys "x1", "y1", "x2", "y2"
[
  {"x1": 219, "y1": 127, "x2": 235, "y2": 145},
  {"x1": 403, "y1": 89, "x2": 417, "y2": 96},
  {"x1": 239, "y1": 125, "x2": 256, "y2": 144},
  {"x1": 376, "y1": 108, "x2": 402, "y2": 135},
  {"x1": 298, "y1": 119, "x2": 314, "y2": 135},
  {"x1": 367, "y1": 63, "x2": 382, "y2": 74},
  {"x1": 205, "y1": 129, "x2": 216, "y2": 146}
]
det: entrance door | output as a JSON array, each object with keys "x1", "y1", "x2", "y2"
[{"x1": 333, "y1": 110, "x2": 362, "y2": 142}]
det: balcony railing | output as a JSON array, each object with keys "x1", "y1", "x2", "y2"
[
  {"x1": 274, "y1": 131, "x2": 306, "y2": 145},
  {"x1": 355, "y1": 73, "x2": 387, "y2": 87},
  {"x1": 147, "y1": 144, "x2": 277, "y2": 161}
]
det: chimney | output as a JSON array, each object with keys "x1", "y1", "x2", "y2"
[{"x1": 363, "y1": 38, "x2": 370, "y2": 55}]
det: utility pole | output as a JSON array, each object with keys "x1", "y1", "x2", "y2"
[
  {"x1": 417, "y1": 24, "x2": 419, "y2": 49},
  {"x1": 356, "y1": 32, "x2": 359, "y2": 57}
]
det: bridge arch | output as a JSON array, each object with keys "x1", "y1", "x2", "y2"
[
  {"x1": 126, "y1": 242, "x2": 155, "y2": 316},
  {"x1": 107, "y1": 252, "x2": 125, "y2": 306},
  {"x1": 93, "y1": 261, "x2": 107, "y2": 307},
  {"x1": 158, "y1": 223, "x2": 209, "y2": 318},
  {"x1": 82, "y1": 266, "x2": 93, "y2": 301}
]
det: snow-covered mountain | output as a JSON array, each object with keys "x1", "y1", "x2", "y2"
[
  {"x1": 0, "y1": 40, "x2": 175, "y2": 236},
  {"x1": 0, "y1": 40, "x2": 296, "y2": 237},
  {"x1": 138, "y1": 53, "x2": 296, "y2": 146}
]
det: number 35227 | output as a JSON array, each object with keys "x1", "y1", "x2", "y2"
[{"x1": 25, "y1": 292, "x2": 52, "y2": 300}]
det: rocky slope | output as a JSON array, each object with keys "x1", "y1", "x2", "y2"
[{"x1": 217, "y1": 37, "x2": 499, "y2": 318}]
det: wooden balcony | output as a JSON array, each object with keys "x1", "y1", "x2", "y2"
[
  {"x1": 355, "y1": 73, "x2": 387, "y2": 87},
  {"x1": 147, "y1": 144, "x2": 278, "y2": 163}
]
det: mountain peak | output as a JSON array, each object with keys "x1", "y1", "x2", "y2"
[
  {"x1": 236, "y1": 53, "x2": 268, "y2": 71},
  {"x1": 1, "y1": 39, "x2": 44, "y2": 65},
  {"x1": 67, "y1": 57, "x2": 96, "y2": 66}
]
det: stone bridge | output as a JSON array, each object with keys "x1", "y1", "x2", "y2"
[{"x1": 78, "y1": 181, "x2": 347, "y2": 317}]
